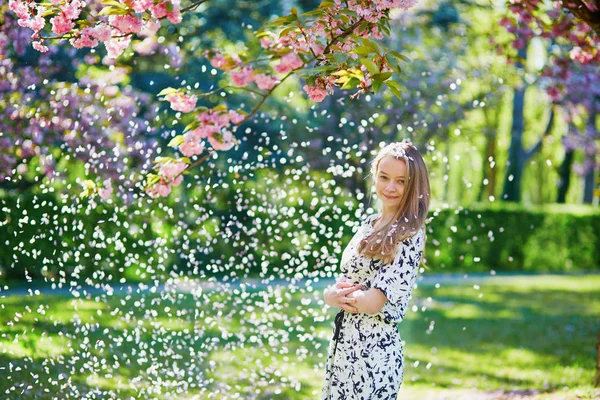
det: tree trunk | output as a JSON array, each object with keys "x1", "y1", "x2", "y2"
[
  {"x1": 478, "y1": 106, "x2": 499, "y2": 202},
  {"x1": 583, "y1": 109, "x2": 597, "y2": 204},
  {"x1": 444, "y1": 139, "x2": 450, "y2": 202},
  {"x1": 502, "y1": 81, "x2": 526, "y2": 202},
  {"x1": 557, "y1": 145, "x2": 574, "y2": 203},
  {"x1": 595, "y1": 321, "x2": 600, "y2": 387}
]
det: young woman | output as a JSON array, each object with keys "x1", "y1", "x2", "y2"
[{"x1": 321, "y1": 140, "x2": 431, "y2": 399}]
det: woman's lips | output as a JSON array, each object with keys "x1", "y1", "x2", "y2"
[{"x1": 383, "y1": 194, "x2": 398, "y2": 200}]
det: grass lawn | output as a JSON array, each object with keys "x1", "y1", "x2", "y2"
[{"x1": 1, "y1": 274, "x2": 599, "y2": 399}]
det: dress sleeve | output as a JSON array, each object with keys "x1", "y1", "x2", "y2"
[{"x1": 370, "y1": 228, "x2": 425, "y2": 306}]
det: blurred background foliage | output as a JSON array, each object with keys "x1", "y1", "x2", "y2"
[{"x1": 1, "y1": 0, "x2": 599, "y2": 285}]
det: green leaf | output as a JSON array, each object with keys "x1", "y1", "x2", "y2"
[
  {"x1": 98, "y1": 6, "x2": 127, "y2": 16},
  {"x1": 302, "y1": 9, "x2": 324, "y2": 17},
  {"x1": 372, "y1": 80, "x2": 383, "y2": 94},
  {"x1": 386, "y1": 80, "x2": 406, "y2": 93},
  {"x1": 360, "y1": 58, "x2": 379, "y2": 74},
  {"x1": 389, "y1": 51, "x2": 410, "y2": 63},
  {"x1": 291, "y1": 7, "x2": 298, "y2": 16},
  {"x1": 371, "y1": 72, "x2": 393, "y2": 81},
  {"x1": 145, "y1": 173, "x2": 160, "y2": 188},
  {"x1": 157, "y1": 87, "x2": 178, "y2": 97},
  {"x1": 387, "y1": 84, "x2": 403, "y2": 100},
  {"x1": 80, "y1": 180, "x2": 96, "y2": 198},
  {"x1": 167, "y1": 135, "x2": 184, "y2": 149},
  {"x1": 386, "y1": 80, "x2": 406, "y2": 100},
  {"x1": 350, "y1": 46, "x2": 373, "y2": 57},
  {"x1": 333, "y1": 52, "x2": 348, "y2": 64},
  {"x1": 319, "y1": 1, "x2": 335, "y2": 9},
  {"x1": 268, "y1": 16, "x2": 289, "y2": 27},
  {"x1": 359, "y1": 38, "x2": 381, "y2": 54},
  {"x1": 101, "y1": 0, "x2": 127, "y2": 7},
  {"x1": 279, "y1": 26, "x2": 295, "y2": 39},
  {"x1": 183, "y1": 120, "x2": 200, "y2": 133},
  {"x1": 341, "y1": 77, "x2": 361, "y2": 90}
]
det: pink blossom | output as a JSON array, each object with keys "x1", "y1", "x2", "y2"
[
  {"x1": 9, "y1": 0, "x2": 30, "y2": 20},
  {"x1": 105, "y1": 36, "x2": 131, "y2": 59},
  {"x1": 16, "y1": 163, "x2": 28, "y2": 175},
  {"x1": 71, "y1": 28, "x2": 99, "y2": 49},
  {"x1": 253, "y1": 73, "x2": 279, "y2": 90},
  {"x1": 157, "y1": 182, "x2": 171, "y2": 197},
  {"x1": 171, "y1": 175, "x2": 183, "y2": 186},
  {"x1": 260, "y1": 37, "x2": 273, "y2": 49},
  {"x1": 179, "y1": 133, "x2": 205, "y2": 157},
  {"x1": 303, "y1": 84, "x2": 328, "y2": 102},
  {"x1": 110, "y1": 14, "x2": 142, "y2": 34},
  {"x1": 230, "y1": 66, "x2": 254, "y2": 86},
  {"x1": 570, "y1": 47, "x2": 594, "y2": 64},
  {"x1": 50, "y1": 14, "x2": 75, "y2": 35},
  {"x1": 62, "y1": 0, "x2": 82, "y2": 20},
  {"x1": 160, "y1": 160, "x2": 187, "y2": 179},
  {"x1": 133, "y1": 0, "x2": 154, "y2": 13},
  {"x1": 150, "y1": 2, "x2": 168, "y2": 19},
  {"x1": 98, "y1": 179, "x2": 112, "y2": 200},
  {"x1": 311, "y1": 44, "x2": 325, "y2": 56},
  {"x1": 190, "y1": 126, "x2": 213, "y2": 139},
  {"x1": 139, "y1": 20, "x2": 161, "y2": 38},
  {"x1": 165, "y1": 93, "x2": 197, "y2": 113},
  {"x1": 134, "y1": 37, "x2": 158, "y2": 55},
  {"x1": 228, "y1": 110, "x2": 245, "y2": 125},
  {"x1": 92, "y1": 25, "x2": 112, "y2": 42},
  {"x1": 208, "y1": 130, "x2": 235, "y2": 151},
  {"x1": 166, "y1": 8, "x2": 181, "y2": 24},
  {"x1": 146, "y1": 186, "x2": 160, "y2": 198},
  {"x1": 26, "y1": 15, "x2": 45, "y2": 32},
  {"x1": 210, "y1": 54, "x2": 227, "y2": 69},
  {"x1": 547, "y1": 86, "x2": 561, "y2": 101},
  {"x1": 32, "y1": 41, "x2": 49, "y2": 52},
  {"x1": 275, "y1": 52, "x2": 304, "y2": 74}
]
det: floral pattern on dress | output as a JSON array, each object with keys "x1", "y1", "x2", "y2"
[{"x1": 321, "y1": 213, "x2": 425, "y2": 400}]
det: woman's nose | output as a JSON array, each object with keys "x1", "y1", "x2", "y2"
[{"x1": 386, "y1": 181, "x2": 396, "y2": 192}]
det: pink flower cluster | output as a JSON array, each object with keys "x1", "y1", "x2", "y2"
[
  {"x1": 303, "y1": 76, "x2": 336, "y2": 102},
  {"x1": 98, "y1": 179, "x2": 113, "y2": 200},
  {"x1": 275, "y1": 52, "x2": 304, "y2": 73},
  {"x1": 165, "y1": 93, "x2": 198, "y2": 113},
  {"x1": 206, "y1": 54, "x2": 282, "y2": 91},
  {"x1": 9, "y1": 0, "x2": 182, "y2": 58},
  {"x1": 49, "y1": 0, "x2": 82, "y2": 35},
  {"x1": 146, "y1": 160, "x2": 187, "y2": 198},
  {"x1": 177, "y1": 109, "x2": 243, "y2": 156}
]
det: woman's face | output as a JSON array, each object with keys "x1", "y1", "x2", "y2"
[{"x1": 374, "y1": 155, "x2": 407, "y2": 206}]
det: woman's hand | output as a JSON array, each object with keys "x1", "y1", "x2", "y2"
[{"x1": 324, "y1": 282, "x2": 362, "y2": 313}]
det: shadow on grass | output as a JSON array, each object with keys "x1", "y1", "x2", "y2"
[{"x1": 401, "y1": 285, "x2": 599, "y2": 391}]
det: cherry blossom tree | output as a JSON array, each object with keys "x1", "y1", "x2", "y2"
[
  {"x1": 7, "y1": 0, "x2": 424, "y2": 198},
  {"x1": 0, "y1": 2, "x2": 160, "y2": 201}
]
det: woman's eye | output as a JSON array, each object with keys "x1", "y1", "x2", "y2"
[{"x1": 380, "y1": 176, "x2": 387, "y2": 180}]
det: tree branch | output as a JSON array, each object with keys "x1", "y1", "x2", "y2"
[{"x1": 560, "y1": 0, "x2": 600, "y2": 37}]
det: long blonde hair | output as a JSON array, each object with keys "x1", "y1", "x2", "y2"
[{"x1": 357, "y1": 140, "x2": 431, "y2": 264}]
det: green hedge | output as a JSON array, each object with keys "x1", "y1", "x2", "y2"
[
  {"x1": 1, "y1": 183, "x2": 598, "y2": 285},
  {"x1": 426, "y1": 202, "x2": 600, "y2": 272},
  {"x1": 0, "y1": 191, "x2": 160, "y2": 283}
]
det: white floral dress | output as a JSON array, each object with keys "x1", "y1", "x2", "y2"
[{"x1": 321, "y1": 213, "x2": 425, "y2": 400}]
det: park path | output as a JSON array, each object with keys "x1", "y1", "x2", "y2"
[{"x1": 0, "y1": 272, "x2": 594, "y2": 298}]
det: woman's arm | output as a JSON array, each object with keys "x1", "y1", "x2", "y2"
[
  {"x1": 349, "y1": 288, "x2": 387, "y2": 315},
  {"x1": 336, "y1": 282, "x2": 387, "y2": 315}
]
